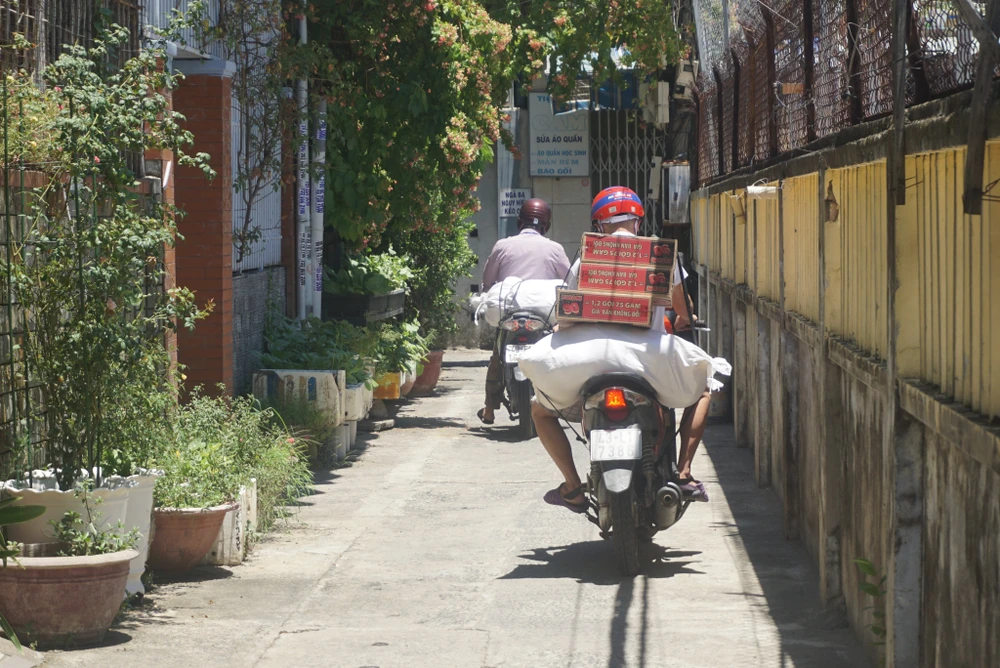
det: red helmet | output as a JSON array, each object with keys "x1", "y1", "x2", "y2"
[
  {"x1": 591, "y1": 186, "x2": 644, "y2": 226},
  {"x1": 517, "y1": 198, "x2": 552, "y2": 234}
]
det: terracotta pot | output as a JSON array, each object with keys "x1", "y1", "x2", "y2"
[
  {"x1": 409, "y1": 350, "x2": 445, "y2": 397},
  {"x1": 148, "y1": 505, "x2": 234, "y2": 573},
  {"x1": 0, "y1": 548, "x2": 137, "y2": 648}
]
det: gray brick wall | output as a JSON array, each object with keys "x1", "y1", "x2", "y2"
[{"x1": 232, "y1": 267, "x2": 286, "y2": 395}]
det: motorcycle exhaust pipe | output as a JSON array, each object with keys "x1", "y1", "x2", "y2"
[{"x1": 654, "y1": 482, "x2": 682, "y2": 529}]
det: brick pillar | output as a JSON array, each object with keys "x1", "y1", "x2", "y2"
[{"x1": 172, "y1": 63, "x2": 234, "y2": 396}]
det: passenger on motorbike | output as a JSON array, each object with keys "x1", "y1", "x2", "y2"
[
  {"x1": 478, "y1": 198, "x2": 571, "y2": 425},
  {"x1": 532, "y1": 186, "x2": 711, "y2": 513}
]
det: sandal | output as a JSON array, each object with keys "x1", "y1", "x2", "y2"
[
  {"x1": 678, "y1": 477, "x2": 709, "y2": 503},
  {"x1": 543, "y1": 483, "x2": 588, "y2": 514},
  {"x1": 476, "y1": 408, "x2": 495, "y2": 425}
]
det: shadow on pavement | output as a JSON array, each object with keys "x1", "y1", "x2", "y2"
[
  {"x1": 465, "y1": 425, "x2": 533, "y2": 443},
  {"x1": 151, "y1": 565, "x2": 234, "y2": 586},
  {"x1": 392, "y1": 415, "x2": 467, "y2": 430},
  {"x1": 701, "y1": 423, "x2": 869, "y2": 667},
  {"x1": 500, "y1": 541, "x2": 704, "y2": 586},
  {"x1": 442, "y1": 359, "x2": 489, "y2": 369}
]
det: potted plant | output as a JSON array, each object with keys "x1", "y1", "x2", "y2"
[
  {"x1": 371, "y1": 320, "x2": 429, "y2": 400},
  {"x1": 410, "y1": 348, "x2": 446, "y2": 397},
  {"x1": 148, "y1": 394, "x2": 312, "y2": 571},
  {"x1": 0, "y1": 492, "x2": 139, "y2": 648},
  {"x1": 148, "y1": 439, "x2": 241, "y2": 573},
  {"x1": 392, "y1": 221, "x2": 479, "y2": 394},
  {"x1": 1, "y1": 31, "x2": 209, "y2": 555},
  {"x1": 322, "y1": 247, "x2": 413, "y2": 324},
  {"x1": 0, "y1": 496, "x2": 45, "y2": 651}
]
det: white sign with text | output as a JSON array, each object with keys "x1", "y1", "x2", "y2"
[
  {"x1": 529, "y1": 93, "x2": 590, "y2": 177},
  {"x1": 499, "y1": 188, "x2": 532, "y2": 218}
]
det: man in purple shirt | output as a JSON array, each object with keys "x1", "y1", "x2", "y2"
[{"x1": 477, "y1": 198, "x2": 571, "y2": 425}]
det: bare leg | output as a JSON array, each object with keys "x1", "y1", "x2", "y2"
[
  {"x1": 532, "y1": 399, "x2": 585, "y2": 503},
  {"x1": 678, "y1": 390, "x2": 711, "y2": 479},
  {"x1": 482, "y1": 346, "x2": 504, "y2": 422}
]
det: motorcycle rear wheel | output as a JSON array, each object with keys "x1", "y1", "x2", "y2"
[
  {"x1": 610, "y1": 490, "x2": 641, "y2": 576},
  {"x1": 516, "y1": 381, "x2": 536, "y2": 440}
]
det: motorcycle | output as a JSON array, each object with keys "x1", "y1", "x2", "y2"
[
  {"x1": 580, "y1": 374, "x2": 690, "y2": 576},
  {"x1": 497, "y1": 311, "x2": 552, "y2": 439}
]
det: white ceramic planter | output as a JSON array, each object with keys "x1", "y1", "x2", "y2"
[
  {"x1": 343, "y1": 383, "x2": 373, "y2": 421},
  {"x1": 253, "y1": 369, "x2": 346, "y2": 428},
  {"x1": 202, "y1": 479, "x2": 258, "y2": 566},
  {"x1": 119, "y1": 472, "x2": 160, "y2": 597},
  {"x1": 1, "y1": 483, "x2": 130, "y2": 545}
]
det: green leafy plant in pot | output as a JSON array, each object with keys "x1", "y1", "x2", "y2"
[
  {"x1": 148, "y1": 438, "x2": 240, "y2": 573},
  {"x1": 0, "y1": 487, "x2": 140, "y2": 648}
]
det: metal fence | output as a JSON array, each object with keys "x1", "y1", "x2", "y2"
[
  {"x1": 693, "y1": 0, "x2": 990, "y2": 185},
  {"x1": 231, "y1": 92, "x2": 282, "y2": 273},
  {"x1": 1, "y1": 0, "x2": 141, "y2": 74},
  {"x1": 0, "y1": 1, "x2": 154, "y2": 475}
]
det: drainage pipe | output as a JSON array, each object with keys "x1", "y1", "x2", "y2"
[
  {"x1": 295, "y1": 13, "x2": 311, "y2": 319},
  {"x1": 311, "y1": 99, "x2": 327, "y2": 318}
]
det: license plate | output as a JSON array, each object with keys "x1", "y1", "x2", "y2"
[
  {"x1": 590, "y1": 428, "x2": 642, "y2": 461},
  {"x1": 505, "y1": 344, "x2": 532, "y2": 364}
]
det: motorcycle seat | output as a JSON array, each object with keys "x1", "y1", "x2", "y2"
[{"x1": 580, "y1": 373, "x2": 658, "y2": 400}]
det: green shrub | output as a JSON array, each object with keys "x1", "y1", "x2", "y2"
[
  {"x1": 371, "y1": 319, "x2": 429, "y2": 376},
  {"x1": 324, "y1": 246, "x2": 414, "y2": 295},
  {"x1": 153, "y1": 393, "x2": 312, "y2": 540},
  {"x1": 261, "y1": 316, "x2": 373, "y2": 386}
]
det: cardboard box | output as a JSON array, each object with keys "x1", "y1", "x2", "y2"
[
  {"x1": 577, "y1": 262, "x2": 673, "y2": 307},
  {"x1": 556, "y1": 289, "x2": 653, "y2": 327},
  {"x1": 581, "y1": 233, "x2": 677, "y2": 268}
]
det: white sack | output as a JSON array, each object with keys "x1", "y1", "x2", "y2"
[
  {"x1": 473, "y1": 277, "x2": 565, "y2": 327},
  {"x1": 518, "y1": 324, "x2": 732, "y2": 411}
]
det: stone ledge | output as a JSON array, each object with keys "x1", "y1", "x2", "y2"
[
  {"x1": 783, "y1": 312, "x2": 822, "y2": 349},
  {"x1": 828, "y1": 337, "x2": 888, "y2": 391},
  {"x1": 899, "y1": 380, "x2": 1000, "y2": 476}
]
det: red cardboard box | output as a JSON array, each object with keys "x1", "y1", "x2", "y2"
[
  {"x1": 581, "y1": 233, "x2": 677, "y2": 268},
  {"x1": 556, "y1": 289, "x2": 652, "y2": 327},
  {"x1": 577, "y1": 262, "x2": 673, "y2": 307}
]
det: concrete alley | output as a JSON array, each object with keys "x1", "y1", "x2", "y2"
[{"x1": 43, "y1": 349, "x2": 868, "y2": 668}]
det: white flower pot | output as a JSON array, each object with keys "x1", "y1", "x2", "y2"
[
  {"x1": 118, "y1": 471, "x2": 161, "y2": 597},
  {"x1": 252, "y1": 369, "x2": 346, "y2": 427},
  {"x1": 1, "y1": 482, "x2": 130, "y2": 545},
  {"x1": 201, "y1": 479, "x2": 258, "y2": 566},
  {"x1": 343, "y1": 383, "x2": 372, "y2": 421}
]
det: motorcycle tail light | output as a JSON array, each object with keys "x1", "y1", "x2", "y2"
[
  {"x1": 523, "y1": 318, "x2": 546, "y2": 332},
  {"x1": 501, "y1": 320, "x2": 520, "y2": 331},
  {"x1": 603, "y1": 388, "x2": 629, "y2": 422}
]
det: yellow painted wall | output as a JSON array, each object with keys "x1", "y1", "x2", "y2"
[
  {"x1": 692, "y1": 146, "x2": 1000, "y2": 419},
  {"x1": 782, "y1": 174, "x2": 820, "y2": 322},
  {"x1": 826, "y1": 162, "x2": 889, "y2": 359}
]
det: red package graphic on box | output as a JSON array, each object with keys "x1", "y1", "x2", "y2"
[
  {"x1": 581, "y1": 233, "x2": 677, "y2": 267},
  {"x1": 577, "y1": 262, "x2": 673, "y2": 306},
  {"x1": 556, "y1": 289, "x2": 652, "y2": 327}
]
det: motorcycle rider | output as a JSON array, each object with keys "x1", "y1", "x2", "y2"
[
  {"x1": 532, "y1": 186, "x2": 711, "y2": 512},
  {"x1": 477, "y1": 198, "x2": 571, "y2": 425}
]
